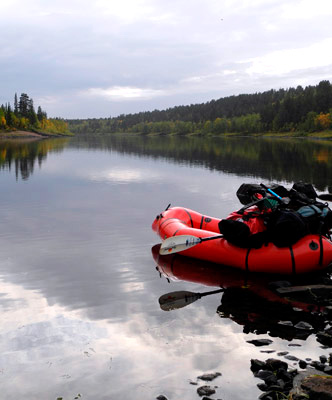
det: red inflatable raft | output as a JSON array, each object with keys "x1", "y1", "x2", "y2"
[{"x1": 152, "y1": 206, "x2": 332, "y2": 274}]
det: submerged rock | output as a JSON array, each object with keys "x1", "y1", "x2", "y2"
[
  {"x1": 156, "y1": 395, "x2": 168, "y2": 400},
  {"x1": 197, "y1": 385, "x2": 216, "y2": 397},
  {"x1": 285, "y1": 355, "x2": 299, "y2": 361},
  {"x1": 247, "y1": 339, "x2": 273, "y2": 347},
  {"x1": 197, "y1": 372, "x2": 222, "y2": 381}
]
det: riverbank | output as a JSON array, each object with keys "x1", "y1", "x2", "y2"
[
  {"x1": 74, "y1": 129, "x2": 332, "y2": 139},
  {"x1": 0, "y1": 130, "x2": 73, "y2": 139}
]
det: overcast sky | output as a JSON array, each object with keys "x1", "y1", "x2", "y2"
[{"x1": 1, "y1": 0, "x2": 332, "y2": 118}]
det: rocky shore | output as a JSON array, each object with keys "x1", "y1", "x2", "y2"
[{"x1": 156, "y1": 269, "x2": 332, "y2": 400}]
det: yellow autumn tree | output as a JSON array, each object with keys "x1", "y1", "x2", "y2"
[
  {"x1": 315, "y1": 113, "x2": 331, "y2": 130},
  {"x1": 0, "y1": 116, "x2": 7, "y2": 129}
]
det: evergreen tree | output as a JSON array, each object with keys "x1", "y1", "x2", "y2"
[
  {"x1": 27, "y1": 98, "x2": 38, "y2": 125},
  {"x1": 5, "y1": 103, "x2": 13, "y2": 126},
  {"x1": 14, "y1": 93, "x2": 18, "y2": 115},
  {"x1": 18, "y1": 93, "x2": 30, "y2": 117}
]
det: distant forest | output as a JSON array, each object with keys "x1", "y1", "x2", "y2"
[
  {"x1": 68, "y1": 80, "x2": 332, "y2": 135},
  {"x1": 0, "y1": 93, "x2": 70, "y2": 135}
]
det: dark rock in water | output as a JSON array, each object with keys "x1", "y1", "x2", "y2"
[
  {"x1": 317, "y1": 329, "x2": 332, "y2": 347},
  {"x1": 251, "y1": 359, "x2": 266, "y2": 372},
  {"x1": 156, "y1": 396, "x2": 168, "y2": 400},
  {"x1": 301, "y1": 374, "x2": 332, "y2": 399},
  {"x1": 265, "y1": 358, "x2": 288, "y2": 371},
  {"x1": 276, "y1": 368, "x2": 294, "y2": 384},
  {"x1": 197, "y1": 372, "x2": 222, "y2": 381},
  {"x1": 294, "y1": 321, "x2": 314, "y2": 330},
  {"x1": 299, "y1": 360, "x2": 307, "y2": 369},
  {"x1": 258, "y1": 390, "x2": 276, "y2": 399},
  {"x1": 285, "y1": 355, "x2": 299, "y2": 361},
  {"x1": 257, "y1": 382, "x2": 269, "y2": 391},
  {"x1": 311, "y1": 360, "x2": 327, "y2": 371},
  {"x1": 260, "y1": 350, "x2": 275, "y2": 353},
  {"x1": 288, "y1": 343, "x2": 302, "y2": 347},
  {"x1": 264, "y1": 374, "x2": 278, "y2": 386},
  {"x1": 277, "y1": 351, "x2": 289, "y2": 356},
  {"x1": 278, "y1": 320, "x2": 293, "y2": 326},
  {"x1": 320, "y1": 355, "x2": 328, "y2": 364},
  {"x1": 255, "y1": 370, "x2": 275, "y2": 380},
  {"x1": 197, "y1": 386, "x2": 216, "y2": 397},
  {"x1": 247, "y1": 339, "x2": 273, "y2": 347}
]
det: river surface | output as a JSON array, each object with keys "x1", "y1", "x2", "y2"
[{"x1": 0, "y1": 135, "x2": 331, "y2": 400}]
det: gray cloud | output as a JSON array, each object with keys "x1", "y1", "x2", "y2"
[{"x1": 1, "y1": 0, "x2": 332, "y2": 118}]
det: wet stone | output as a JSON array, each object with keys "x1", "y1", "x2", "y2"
[
  {"x1": 299, "y1": 360, "x2": 307, "y2": 369},
  {"x1": 276, "y1": 368, "x2": 294, "y2": 383},
  {"x1": 278, "y1": 320, "x2": 293, "y2": 326},
  {"x1": 324, "y1": 366, "x2": 332, "y2": 375},
  {"x1": 197, "y1": 386, "x2": 216, "y2": 397},
  {"x1": 197, "y1": 372, "x2": 222, "y2": 381},
  {"x1": 320, "y1": 355, "x2": 328, "y2": 364},
  {"x1": 258, "y1": 391, "x2": 276, "y2": 400},
  {"x1": 317, "y1": 329, "x2": 332, "y2": 347},
  {"x1": 277, "y1": 351, "x2": 289, "y2": 356},
  {"x1": 265, "y1": 358, "x2": 288, "y2": 371},
  {"x1": 264, "y1": 374, "x2": 278, "y2": 386},
  {"x1": 285, "y1": 355, "x2": 299, "y2": 361},
  {"x1": 311, "y1": 361, "x2": 326, "y2": 371},
  {"x1": 251, "y1": 359, "x2": 266, "y2": 372},
  {"x1": 294, "y1": 321, "x2": 314, "y2": 330},
  {"x1": 257, "y1": 382, "x2": 269, "y2": 391},
  {"x1": 247, "y1": 339, "x2": 273, "y2": 347},
  {"x1": 156, "y1": 396, "x2": 168, "y2": 400},
  {"x1": 255, "y1": 370, "x2": 274, "y2": 380}
]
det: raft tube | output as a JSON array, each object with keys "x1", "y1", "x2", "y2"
[{"x1": 152, "y1": 206, "x2": 332, "y2": 274}]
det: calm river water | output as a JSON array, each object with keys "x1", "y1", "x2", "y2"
[{"x1": 0, "y1": 135, "x2": 331, "y2": 400}]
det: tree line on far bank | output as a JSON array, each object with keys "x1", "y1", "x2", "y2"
[
  {"x1": 67, "y1": 80, "x2": 332, "y2": 135},
  {"x1": 0, "y1": 93, "x2": 70, "y2": 135}
]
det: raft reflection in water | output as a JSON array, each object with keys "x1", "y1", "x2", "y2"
[{"x1": 152, "y1": 244, "x2": 332, "y2": 342}]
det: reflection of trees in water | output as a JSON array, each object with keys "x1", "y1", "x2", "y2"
[
  {"x1": 0, "y1": 139, "x2": 69, "y2": 180},
  {"x1": 72, "y1": 135, "x2": 332, "y2": 191}
]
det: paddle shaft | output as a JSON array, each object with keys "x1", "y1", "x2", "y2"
[{"x1": 200, "y1": 234, "x2": 223, "y2": 243}]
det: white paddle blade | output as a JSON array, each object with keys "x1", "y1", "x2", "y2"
[
  {"x1": 159, "y1": 291, "x2": 200, "y2": 311},
  {"x1": 159, "y1": 235, "x2": 202, "y2": 255}
]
